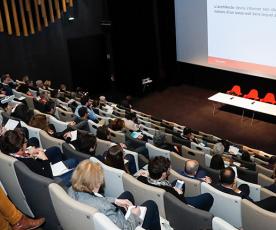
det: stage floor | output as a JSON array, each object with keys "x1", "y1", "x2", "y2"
[{"x1": 134, "y1": 84, "x2": 276, "y2": 155}]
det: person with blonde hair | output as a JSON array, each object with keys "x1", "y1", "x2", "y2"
[{"x1": 68, "y1": 160, "x2": 161, "y2": 230}]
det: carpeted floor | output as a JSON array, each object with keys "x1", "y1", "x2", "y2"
[{"x1": 134, "y1": 84, "x2": 276, "y2": 155}]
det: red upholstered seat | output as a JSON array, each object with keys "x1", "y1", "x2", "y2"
[
  {"x1": 260, "y1": 93, "x2": 276, "y2": 104},
  {"x1": 226, "y1": 85, "x2": 242, "y2": 96},
  {"x1": 243, "y1": 89, "x2": 259, "y2": 100}
]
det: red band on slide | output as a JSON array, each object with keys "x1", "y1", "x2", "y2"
[{"x1": 208, "y1": 56, "x2": 276, "y2": 75}]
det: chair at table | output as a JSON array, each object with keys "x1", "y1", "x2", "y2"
[
  {"x1": 226, "y1": 85, "x2": 242, "y2": 96},
  {"x1": 260, "y1": 92, "x2": 276, "y2": 104},
  {"x1": 243, "y1": 89, "x2": 259, "y2": 100}
]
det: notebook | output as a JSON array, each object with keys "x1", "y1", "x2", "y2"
[
  {"x1": 50, "y1": 161, "x2": 72, "y2": 177},
  {"x1": 125, "y1": 206, "x2": 147, "y2": 223},
  {"x1": 4, "y1": 119, "x2": 19, "y2": 131}
]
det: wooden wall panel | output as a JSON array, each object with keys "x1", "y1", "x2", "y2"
[
  {"x1": 11, "y1": 0, "x2": 21, "y2": 36},
  {"x1": 0, "y1": 0, "x2": 76, "y2": 36}
]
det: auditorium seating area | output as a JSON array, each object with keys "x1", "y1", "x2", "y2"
[{"x1": 0, "y1": 78, "x2": 275, "y2": 230}]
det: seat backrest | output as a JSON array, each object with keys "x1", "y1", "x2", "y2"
[
  {"x1": 257, "y1": 173, "x2": 274, "y2": 187},
  {"x1": 90, "y1": 157, "x2": 125, "y2": 197},
  {"x1": 182, "y1": 146, "x2": 206, "y2": 167},
  {"x1": 256, "y1": 164, "x2": 273, "y2": 177},
  {"x1": 88, "y1": 120, "x2": 100, "y2": 135},
  {"x1": 62, "y1": 143, "x2": 90, "y2": 162},
  {"x1": 15, "y1": 161, "x2": 61, "y2": 230},
  {"x1": 212, "y1": 217, "x2": 238, "y2": 230},
  {"x1": 241, "y1": 199, "x2": 276, "y2": 230},
  {"x1": 205, "y1": 154, "x2": 212, "y2": 167},
  {"x1": 39, "y1": 130, "x2": 64, "y2": 150},
  {"x1": 139, "y1": 124, "x2": 156, "y2": 135},
  {"x1": 236, "y1": 178, "x2": 261, "y2": 201},
  {"x1": 122, "y1": 173, "x2": 166, "y2": 218},
  {"x1": 23, "y1": 94, "x2": 35, "y2": 110},
  {"x1": 95, "y1": 138, "x2": 113, "y2": 156},
  {"x1": 191, "y1": 142, "x2": 211, "y2": 155},
  {"x1": 12, "y1": 89, "x2": 23, "y2": 98},
  {"x1": 109, "y1": 129, "x2": 125, "y2": 144},
  {"x1": 236, "y1": 167, "x2": 257, "y2": 184},
  {"x1": 260, "y1": 187, "x2": 276, "y2": 200},
  {"x1": 263, "y1": 92, "x2": 275, "y2": 102},
  {"x1": 47, "y1": 115, "x2": 68, "y2": 132},
  {"x1": 56, "y1": 107, "x2": 75, "y2": 122},
  {"x1": 146, "y1": 143, "x2": 170, "y2": 159},
  {"x1": 170, "y1": 151, "x2": 188, "y2": 171},
  {"x1": 124, "y1": 149, "x2": 139, "y2": 172},
  {"x1": 201, "y1": 182, "x2": 242, "y2": 228},
  {"x1": 137, "y1": 118, "x2": 152, "y2": 127},
  {"x1": 93, "y1": 212, "x2": 120, "y2": 230},
  {"x1": 0, "y1": 152, "x2": 34, "y2": 217},
  {"x1": 200, "y1": 166, "x2": 220, "y2": 184},
  {"x1": 164, "y1": 192, "x2": 213, "y2": 230},
  {"x1": 169, "y1": 169, "x2": 201, "y2": 197},
  {"x1": 231, "y1": 85, "x2": 241, "y2": 95},
  {"x1": 49, "y1": 183, "x2": 97, "y2": 230},
  {"x1": 20, "y1": 122, "x2": 42, "y2": 147}
]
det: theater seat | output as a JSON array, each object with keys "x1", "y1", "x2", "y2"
[
  {"x1": 164, "y1": 192, "x2": 213, "y2": 230},
  {"x1": 226, "y1": 85, "x2": 242, "y2": 96},
  {"x1": 212, "y1": 217, "x2": 238, "y2": 230},
  {"x1": 243, "y1": 89, "x2": 259, "y2": 100},
  {"x1": 260, "y1": 92, "x2": 276, "y2": 104}
]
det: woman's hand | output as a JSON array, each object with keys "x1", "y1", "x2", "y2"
[
  {"x1": 115, "y1": 199, "x2": 133, "y2": 211},
  {"x1": 28, "y1": 147, "x2": 48, "y2": 160},
  {"x1": 173, "y1": 187, "x2": 183, "y2": 195}
]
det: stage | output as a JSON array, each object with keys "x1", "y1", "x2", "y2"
[{"x1": 134, "y1": 84, "x2": 276, "y2": 155}]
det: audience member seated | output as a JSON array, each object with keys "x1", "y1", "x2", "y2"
[
  {"x1": 74, "y1": 95, "x2": 98, "y2": 122},
  {"x1": 68, "y1": 160, "x2": 161, "y2": 230},
  {"x1": 262, "y1": 155, "x2": 276, "y2": 170},
  {"x1": 70, "y1": 132, "x2": 97, "y2": 156},
  {"x1": 37, "y1": 91, "x2": 49, "y2": 105},
  {"x1": 214, "y1": 167, "x2": 276, "y2": 212},
  {"x1": 179, "y1": 160, "x2": 212, "y2": 184},
  {"x1": 122, "y1": 112, "x2": 139, "y2": 131},
  {"x1": 42, "y1": 80, "x2": 52, "y2": 91},
  {"x1": 103, "y1": 144, "x2": 137, "y2": 175},
  {"x1": 11, "y1": 104, "x2": 34, "y2": 125},
  {"x1": 137, "y1": 156, "x2": 214, "y2": 211},
  {"x1": 71, "y1": 106, "x2": 89, "y2": 132},
  {"x1": 0, "y1": 186, "x2": 45, "y2": 230},
  {"x1": 153, "y1": 132, "x2": 181, "y2": 154},
  {"x1": 29, "y1": 114, "x2": 56, "y2": 136},
  {"x1": 213, "y1": 142, "x2": 225, "y2": 155},
  {"x1": 0, "y1": 129, "x2": 78, "y2": 186},
  {"x1": 59, "y1": 83, "x2": 67, "y2": 92},
  {"x1": 35, "y1": 80, "x2": 44, "y2": 91},
  {"x1": 109, "y1": 118, "x2": 126, "y2": 132},
  {"x1": 1, "y1": 74, "x2": 14, "y2": 96},
  {"x1": 210, "y1": 154, "x2": 225, "y2": 170},
  {"x1": 232, "y1": 151, "x2": 256, "y2": 171}
]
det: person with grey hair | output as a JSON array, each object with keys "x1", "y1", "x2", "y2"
[
  {"x1": 35, "y1": 80, "x2": 44, "y2": 89},
  {"x1": 213, "y1": 142, "x2": 225, "y2": 155},
  {"x1": 153, "y1": 132, "x2": 181, "y2": 154},
  {"x1": 179, "y1": 160, "x2": 212, "y2": 183}
]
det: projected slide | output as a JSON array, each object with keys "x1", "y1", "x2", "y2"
[
  {"x1": 174, "y1": 0, "x2": 276, "y2": 80},
  {"x1": 207, "y1": 0, "x2": 276, "y2": 75}
]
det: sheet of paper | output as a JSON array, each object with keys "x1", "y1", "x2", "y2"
[
  {"x1": 4, "y1": 119, "x2": 19, "y2": 131},
  {"x1": 125, "y1": 206, "x2": 147, "y2": 222},
  {"x1": 51, "y1": 161, "x2": 72, "y2": 177},
  {"x1": 70, "y1": 130, "x2": 78, "y2": 141},
  {"x1": 229, "y1": 146, "x2": 240, "y2": 155}
]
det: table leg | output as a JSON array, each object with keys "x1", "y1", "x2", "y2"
[
  {"x1": 251, "y1": 112, "x2": 255, "y2": 126},
  {"x1": 212, "y1": 102, "x2": 216, "y2": 116},
  {"x1": 241, "y1": 109, "x2": 244, "y2": 122}
]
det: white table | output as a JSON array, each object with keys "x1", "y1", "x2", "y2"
[{"x1": 208, "y1": 92, "x2": 276, "y2": 124}]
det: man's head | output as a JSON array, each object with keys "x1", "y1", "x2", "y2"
[
  {"x1": 153, "y1": 132, "x2": 166, "y2": 148},
  {"x1": 80, "y1": 95, "x2": 91, "y2": 106},
  {"x1": 1, "y1": 74, "x2": 12, "y2": 84},
  {"x1": 220, "y1": 167, "x2": 235, "y2": 186},
  {"x1": 148, "y1": 156, "x2": 171, "y2": 180},
  {"x1": 78, "y1": 106, "x2": 88, "y2": 119},
  {"x1": 36, "y1": 80, "x2": 43, "y2": 88},
  {"x1": 185, "y1": 160, "x2": 199, "y2": 176},
  {"x1": 183, "y1": 127, "x2": 192, "y2": 138}
]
